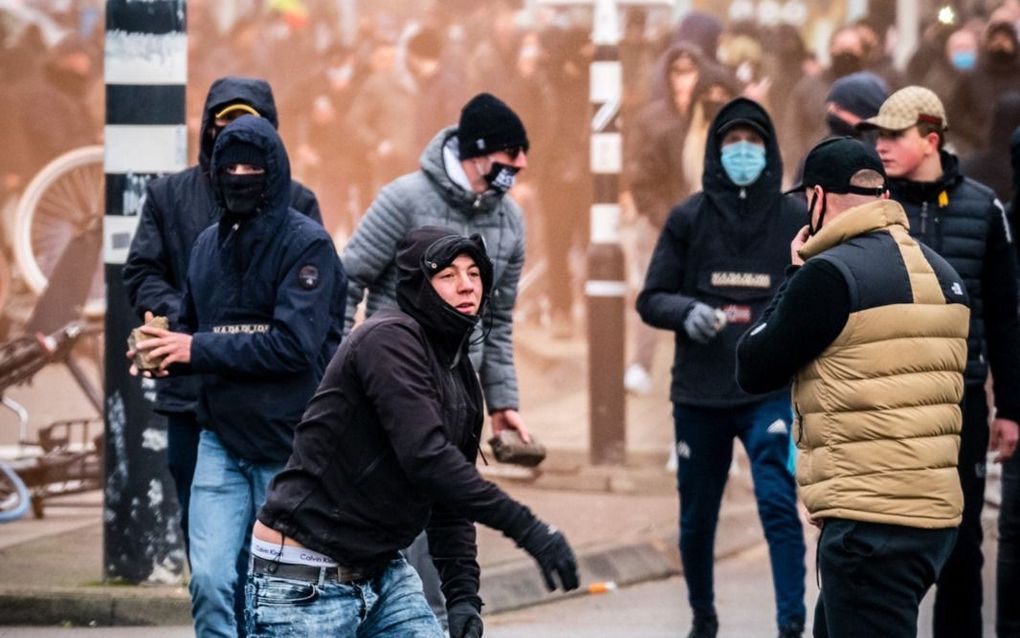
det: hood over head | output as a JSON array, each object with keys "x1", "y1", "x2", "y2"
[
  {"x1": 672, "y1": 10, "x2": 722, "y2": 59},
  {"x1": 199, "y1": 76, "x2": 281, "y2": 169},
  {"x1": 209, "y1": 115, "x2": 291, "y2": 217},
  {"x1": 703, "y1": 97, "x2": 781, "y2": 196},
  {"x1": 989, "y1": 91, "x2": 1020, "y2": 148},
  {"x1": 396, "y1": 226, "x2": 494, "y2": 364}
]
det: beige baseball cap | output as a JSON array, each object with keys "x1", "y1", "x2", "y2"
[{"x1": 858, "y1": 86, "x2": 948, "y2": 132}]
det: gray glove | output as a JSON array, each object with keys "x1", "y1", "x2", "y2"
[
  {"x1": 684, "y1": 302, "x2": 722, "y2": 344},
  {"x1": 448, "y1": 601, "x2": 483, "y2": 638}
]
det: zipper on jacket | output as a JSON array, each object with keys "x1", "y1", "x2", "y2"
[{"x1": 919, "y1": 202, "x2": 928, "y2": 238}]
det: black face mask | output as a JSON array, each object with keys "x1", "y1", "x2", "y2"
[
  {"x1": 826, "y1": 113, "x2": 859, "y2": 138},
  {"x1": 481, "y1": 161, "x2": 520, "y2": 195},
  {"x1": 830, "y1": 52, "x2": 863, "y2": 78},
  {"x1": 808, "y1": 191, "x2": 828, "y2": 236},
  {"x1": 220, "y1": 172, "x2": 266, "y2": 216},
  {"x1": 987, "y1": 47, "x2": 1017, "y2": 65}
]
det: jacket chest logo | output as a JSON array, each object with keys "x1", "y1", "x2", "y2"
[
  {"x1": 212, "y1": 323, "x2": 270, "y2": 334},
  {"x1": 710, "y1": 272, "x2": 772, "y2": 289}
]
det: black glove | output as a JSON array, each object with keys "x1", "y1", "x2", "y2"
[
  {"x1": 683, "y1": 302, "x2": 722, "y2": 344},
  {"x1": 516, "y1": 520, "x2": 579, "y2": 592},
  {"x1": 447, "y1": 601, "x2": 483, "y2": 638}
]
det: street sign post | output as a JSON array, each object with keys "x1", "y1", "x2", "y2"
[
  {"x1": 103, "y1": 0, "x2": 188, "y2": 583},
  {"x1": 539, "y1": 0, "x2": 674, "y2": 465}
]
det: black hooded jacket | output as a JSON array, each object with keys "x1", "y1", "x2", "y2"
[
  {"x1": 178, "y1": 116, "x2": 345, "y2": 463},
  {"x1": 123, "y1": 76, "x2": 323, "y2": 415},
  {"x1": 637, "y1": 98, "x2": 807, "y2": 407},
  {"x1": 888, "y1": 151, "x2": 1020, "y2": 419},
  {"x1": 258, "y1": 227, "x2": 540, "y2": 613},
  {"x1": 961, "y1": 91, "x2": 1020, "y2": 202}
]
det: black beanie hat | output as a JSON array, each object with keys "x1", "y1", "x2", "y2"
[
  {"x1": 216, "y1": 140, "x2": 266, "y2": 171},
  {"x1": 458, "y1": 93, "x2": 529, "y2": 160}
]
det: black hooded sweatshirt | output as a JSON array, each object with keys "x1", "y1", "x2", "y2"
[
  {"x1": 637, "y1": 98, "x2": 807, "y2": 407},
  {"x1": 123, "y1": 76, "x2": 323, "y2": 415},
  {"x1": 259, "y1": 227, "x2": 541, "y2": 613}
]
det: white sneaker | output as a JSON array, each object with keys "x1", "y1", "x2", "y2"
[{"x1": 624, "y1": 363, "x2": 653, "y2": 395}]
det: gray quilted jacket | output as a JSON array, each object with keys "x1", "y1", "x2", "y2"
[{"x1": 342, "y1": 126, "x2": 526, "y2": 411}]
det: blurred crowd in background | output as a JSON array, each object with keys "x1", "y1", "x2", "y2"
[{"x1": 2, "y1": 0, "x2": 1020, "y2": 339}]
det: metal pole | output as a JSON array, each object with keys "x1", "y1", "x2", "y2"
[
  {"x1": 103, "y1": 0, "x2": 188, "y2": 584},
  {"x1": 586, "y1": 0, "x2": 626, "y2": 465}
]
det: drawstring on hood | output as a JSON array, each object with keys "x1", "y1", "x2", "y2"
[{"x1": 396, "y1": 227, "x2": 494, "y2": 367}]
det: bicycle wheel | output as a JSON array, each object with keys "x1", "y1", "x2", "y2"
[
  {"x1": 13, "y1": 146, "x2": 105, "y2": 317},
  {"x1": 0, "y1": 462, "x2": 30, "y2": 523}
]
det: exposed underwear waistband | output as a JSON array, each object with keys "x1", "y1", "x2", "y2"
[{"x1": 250, "y1": 537, "x2": 339, "y2": 567}]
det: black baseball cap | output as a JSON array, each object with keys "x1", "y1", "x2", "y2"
[{"x1": 786, "y1": 137, "x2": 887, "y2": 196}]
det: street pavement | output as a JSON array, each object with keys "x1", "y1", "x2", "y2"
[
  {"x1": 0, "y1": 514, "x2": 1001, "y2": 637},
  {"x1": 0, "y1": 322, "x2": 1007, "y2": 636}
]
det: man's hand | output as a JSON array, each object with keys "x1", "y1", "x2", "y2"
[
  {"x1": 990, "y1": 418, "x2": 1019, "y2": 463},
  {"x1": 683, "y1": 302, "x2": 722, "y2": 344},
  {"x1": 491, "y1": 408, "x2": 531, "y2": 443},
  {"x1": 447, "y1": 602, "x2": 483, "y2": 638},
  {"x1": 130, "y1": 310, "x2": 192, "y2": 377},
  {"x1": 791, "y1": 225, "x2": 810, "y2": 266},
  {"x1": 516, "y1": 520, "x2": 579, "y2": 592}
]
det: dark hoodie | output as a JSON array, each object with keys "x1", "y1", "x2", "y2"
[
  {"x1": 948, "y1": 22, "x2": 1020, "y2": 152},
  {"x1": 962, "y1": 91, "x2": 1020, "y2": 202},
  {"x1": 637, "y1": 98, "x2": 807, "y2": 407},
  {"x1": 124, "y1": 76, "x2": 323, "y2": 415},
  {"x1": 628, "y1": 44, "x2": 708, "y2": 225},
  {"x1": 179, "y1": 116, "x2": 346, "y2": 463},
  {"x1": 259, "y1": 227, "x2": 540, "y2": 613}
]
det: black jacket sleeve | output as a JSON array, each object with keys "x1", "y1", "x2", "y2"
[
  {"x1": 981, "y1": 200, "x2": 1020, "y2": 422},
  {"x1": 736, "y1": 260, "x2": 850, "y2": 394},
  {"x1": 290, "y1": 181, "x2": 323, "y2": 226},
  {"x1": 636, "y1": 200, "x2": 699, "y2": 332},
  {"x1": 427, "y1": 503, "x2": 481, "y2": 612},
  {"x1": 122, "y1": 183, "x2": 183, "y2": 323}
]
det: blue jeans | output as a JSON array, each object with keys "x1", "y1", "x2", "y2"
[
  {"x1": 189, "y1": 430, "x2": 284, "y2": 638},
  {"x1": 673, "y1": 395, "x2": 807, "y2": 629},
  {"x1": 245, "y1": 556, "x2": 444, "y2": 637}
]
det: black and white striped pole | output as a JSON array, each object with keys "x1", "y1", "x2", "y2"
[
  {"x1": 586, "y1": 0, "x2": 626, "y2": 465},
  {"x1": 103, "y1": 0, "x2": 187, "y2": 583}
]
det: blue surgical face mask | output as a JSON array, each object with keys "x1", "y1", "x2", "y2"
[
  {"x1": 951, "y1": 50, "x2": 977, "y2": 71},
  {"x1": 720, "y1": 140, "x2": 767, "y2": 187}
]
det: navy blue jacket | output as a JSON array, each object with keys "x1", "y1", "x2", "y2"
[
  {"x1": 637, "y1": 98, "x2": 807, "y2": 407},
  {"x1": 123, "y1": 76, "x2": 322, "y2": 415},
  {"x1": 889, "y1": 151, "x2": 1020, "y2": 421},
  {"x1": 179, "y1": 116, "x2": 346, "y2": 463}
]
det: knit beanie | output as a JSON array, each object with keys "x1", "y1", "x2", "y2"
[
  {"x1": 216, "y1": 140, "x2": 266, "y2": 171},
  {"x1": 826, "y1": 72, "x2": 888, "y2": 119},
  {"x1": 458, "y1": 93, "x2": 529, "y2": 159}
]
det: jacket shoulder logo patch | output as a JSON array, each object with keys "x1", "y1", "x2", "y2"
[
  {"x1": 951, "y1": 282, "x2": 964, "y2": 297},
  {"x1": 710, "y1": 272, "x2": 772, "y2": 289},
  {"x1": 298, "y1": 265, "x2": 320, "y2": 290}
]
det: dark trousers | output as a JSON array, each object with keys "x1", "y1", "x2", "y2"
[
  {"x1": 814, "y1": 519, "x2": 956, "y2": 638},
  {"x1": 934, "y1": 385, "x2": 989, "y2": 638},
  {"x1": 166, "y1": 412, "x2": 202, "y2": 556},
  {"x1": 673, "y1": 395, "x2": 807, "y2": 629},
  {"x1": 999, "y1": 449, "x2": 1020, "y2": 637}
]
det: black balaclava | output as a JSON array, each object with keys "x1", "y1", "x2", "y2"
[
  {"x1": 396, "y1": 227, "x2": 494, "y2": 365},
  {"x1": 217, "y1": 141, "x2": 267, "y2": 216}
]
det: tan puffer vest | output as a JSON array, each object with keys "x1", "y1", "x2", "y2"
[{"x1": 793, "y1": 199, "x2": 969, "y2": 529}]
